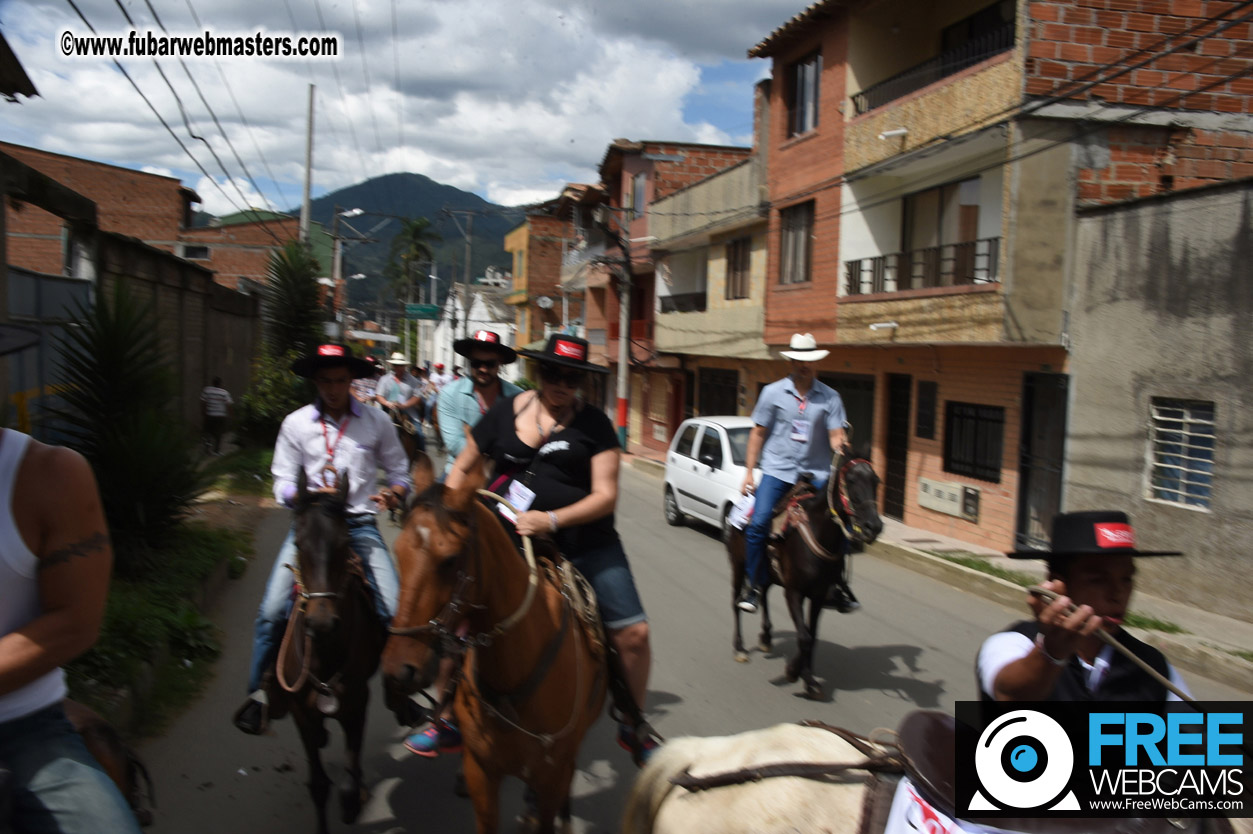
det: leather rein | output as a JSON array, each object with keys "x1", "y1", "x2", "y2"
[
  {"x1": 387, "y1": 490, "x2": 592, "y2": 747},
  {"x1": 778, "y1": 454, "x2": 871, "y2": 562}
]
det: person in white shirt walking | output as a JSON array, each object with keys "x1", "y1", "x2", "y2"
[
  {"x1": 233, "y1": 344, "x2": 412, "y2": 735},
  {"x1": 199, "y1": 376, "x2": 233, "y2": 455}
]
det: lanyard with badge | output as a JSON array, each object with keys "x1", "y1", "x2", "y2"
[
  {"x1": 319, "y1": 413, "x2": 351, "y2": 487},
  {"x1": 498, "y1": 393, "x2": 568, "y2": 523},
  {"x1": 789, "y1": 391, "x2": 812, "y2": 443}
]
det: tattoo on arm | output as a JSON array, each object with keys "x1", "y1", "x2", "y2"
[{"x1": 38, "y1": 531, "x2": 109, "y2": 571}]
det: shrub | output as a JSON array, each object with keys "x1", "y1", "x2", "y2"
[{"x1": 236, "y1": 348, "x2": 311, "y2": 448}]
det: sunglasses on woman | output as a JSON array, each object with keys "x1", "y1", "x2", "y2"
[{"x1": 539, "y1": 365, "x2": 585, "y2": 387}]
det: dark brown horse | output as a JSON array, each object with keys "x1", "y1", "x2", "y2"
[
  {"x1": 382, "y1": 458, "x2": 607, "y2": 834},
  {"x1": 727, "y1": 451, "x2": 883, "y2": 698},
  {"x1": 269, "y1": 467, "x2": 386, "y2": 834}
]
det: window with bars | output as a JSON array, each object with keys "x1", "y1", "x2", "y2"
[
  {"x1": 1148, "y1": 398, "x2": 1215, "y2": 509},
  {"x1": 780, "y1": 202, "x2": 814, "y2": 285},
  {"x1": 943, "y1": 401, "x2": 1004, "y2": 482},
  {"x1": 788, "y1": 51, "x2": 821, "y2": 137},
  {"x1": 725, "y1": 237, "x2": 751, "y2": 299}
]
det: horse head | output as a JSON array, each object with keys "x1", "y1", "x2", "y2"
[
  {"x1": 293, "y1": 466, "x2": 353, "y2": 634},
  {"x1": 381, "y1": 461, "x2": 485, "y2": 694},
  {"x1": 832, "y1": 449, "x2": 883, "y2": 545}
]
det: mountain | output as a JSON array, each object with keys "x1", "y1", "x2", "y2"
[{"x1": 297, "y1": 173, "x2": 528, "y2": 310}]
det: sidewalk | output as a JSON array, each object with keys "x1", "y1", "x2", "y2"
[{"x1": 623, "y1": 450, "x2": 1253, "y2": 694}]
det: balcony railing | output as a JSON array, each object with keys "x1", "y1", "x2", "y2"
[
  {"x1": 851, "y1": 23, "x2": 1015, "y2": 115},
  {"x1": 658, "y1": 292, "x2": 707, "y2": 314},
  {"x1": 608, "y1": 319, "x2": 653, "y2": 340},
  {"x1": 845, "y1": 237, "x2": 1000, "y2": 295}
]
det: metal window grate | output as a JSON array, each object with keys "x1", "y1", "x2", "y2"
[{"x1": 1149, "y1": 398, "x2": 1215, "y2": 509}]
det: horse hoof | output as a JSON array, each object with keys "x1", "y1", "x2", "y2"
[
  {"x1": 734, "y1": 651, "x2": 749, "y2": 663},
  {"x1": 339, "y1": 786, "x2": 367, "y2": 824},
  {"x1": 785, "y1": 670, "x2": 799, "y2": 683},
  {"x1": 757, "y1": 641, "x2": 771, "y2": 653},
  {"x1": 804, "y1": 684, "x2": 823, "y2": 700}
]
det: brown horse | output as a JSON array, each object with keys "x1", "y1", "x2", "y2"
[
  {"x1": 382, "y1": 457, "x2": 607, "y2": 834},
  {"x1": 62, "y1": 699, "x2": 155, "y2": 826},
  {"x1": 727, "y1": 451, "x2": 883, "y2": 698},
  {"x1": 269, "y1": 467, "x2": 387, "y2": 834}
]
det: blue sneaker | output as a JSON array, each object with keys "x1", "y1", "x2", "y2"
[
  {"x1": 404, "y1": 719, "x2": 462, "y2": 758},
  {"x1": 617, "y1": 723, "x2": 661, "y2": 767}
]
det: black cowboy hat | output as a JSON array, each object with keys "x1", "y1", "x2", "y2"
[
  {"x1": 517, "y1": 333, "x2": 609, "y2": 374},
  {"x1": 290, "y1": 343, "x2": 376, "y2": 380},
  {"x1": 453, "y1": 329, "x2": 517, "y2": 364},
  {"x1": 0, "y1": 324, "x2": 40, "y2": 357},
  {"x1": 1008, "y1": 510, "x2": 1182, "y2": 558}
]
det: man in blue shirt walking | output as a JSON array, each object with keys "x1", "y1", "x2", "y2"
[
  {"x1": 436, "y1": 330, "x2": 523, "y2": 477},
  {"x1": 737, "y1": 333, "x2": 857, "y2": 614}
]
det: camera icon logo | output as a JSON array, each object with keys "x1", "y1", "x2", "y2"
[{"x1": 969, "y1": 710, "x2": 1080, "y2": 812}]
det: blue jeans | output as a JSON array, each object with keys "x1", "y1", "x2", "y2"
[
  {"x1": 0, "y1": 703, "x2": 140, "y2": 834},
  {"x1": 572, "y1": 539, "x2": 647, "y2": 630},
  {"x1": 247, "y1": 515, "x2": 398, "y2": 692},
  {"x1": 743, "y1": 474, "x2": 827, "y2": 589}
]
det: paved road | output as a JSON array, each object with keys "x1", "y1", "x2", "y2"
[{"x1": 139, "y1": 462, "x2": 1248, "y2": 833}]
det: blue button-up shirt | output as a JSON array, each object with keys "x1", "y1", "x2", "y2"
[
  {"x1": 437, "y1": 374, "x2": 523, "y2": 473},
  {"x1": 750, "y1": 376, "x2": 846, "y2": 484},
  {"x1": 272, "y1": 398, "x2": 412, "y2": 515}
]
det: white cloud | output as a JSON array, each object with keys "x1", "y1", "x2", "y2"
[{"x1": 1, "y1": 0, "x2": 797, "y2": 210}]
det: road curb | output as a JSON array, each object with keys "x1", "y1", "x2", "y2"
[
  {"x1": 864, "y1": 538, "x2": 1253, "y2": 695},
  {"x1": 628, "y1": 456, "x2": 666, "y2": 478}
]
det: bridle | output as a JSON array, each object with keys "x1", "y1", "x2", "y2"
[
  {"x1": 829, "y1": 453, "x2": 875, "y2": 544},
  {"x1": 387, "y1": 489, "x2": 539, "y2": 651}
]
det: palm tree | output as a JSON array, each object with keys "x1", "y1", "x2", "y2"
[
  {"x1": 263, "y1": 240, "x2": 324, "y2": 357},
  {"x1": 387, "y1": 216, "x2": 441, "y2": 303}
]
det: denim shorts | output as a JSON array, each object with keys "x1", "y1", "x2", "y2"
[
  {"x1": 571, "y1": 538, "x2": 647, "y2": 630},
  {"x1": 0, "y1": 703, "x2": 140, "y2": 834}
]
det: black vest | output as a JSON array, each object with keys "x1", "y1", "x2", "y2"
[{"x1": 979, "y1": 620, "x2": 1171, "y2": 703}]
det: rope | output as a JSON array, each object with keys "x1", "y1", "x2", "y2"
[
  {"x1": 1027, "y1": 586, "x2": 1194, "y2": 703},
  {"x1": 475, "y1": 489, "x2": 540, "y2": 638}
]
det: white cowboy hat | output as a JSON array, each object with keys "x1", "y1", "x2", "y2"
[
  {"x1": 386, "y1": 352, "x2": 410, "y2": 365},
  {"x1": 779, "y1": 333, "x2": 829, "y2": 362}
]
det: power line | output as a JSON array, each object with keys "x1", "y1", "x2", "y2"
[
  {"x1": 183, "y1": 0, "x2": 297, "y2": 215},
  {"x1": 310, "y1": 0, "x2": 371, "y2": 187},
  {"x1": 63, "y1": 0, "x2": 258, "y2": 227}
]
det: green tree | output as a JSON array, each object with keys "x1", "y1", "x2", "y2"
[
  {"x1": 263, "y1": 240, "x2": 324, "y2": 357},
  {"x1": 49, "y1": 281, "x2": 211, "y2": 572},
  {"x1": 386, "y1": 216, "x2": 441, "y2": 303}
]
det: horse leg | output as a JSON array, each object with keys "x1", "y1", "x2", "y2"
[
  {"x1": 462, "y1": 750, "x2": 502, "y2": 834},
  {"x1": 292, "y1": 707, "x2": 332, "y2": 834},
  {"x1": 336, "y1": 688, "x2": 370, "y2": 825},
  {"x1": 757, "y1": 585, "x2": 772, "y2": 653},
  {"x1": 800, "y1": 597, "x2": 824, "y2": 699},
  {"x1": 783, "y1": 588, "x2": 809, "y2": 685},
  {"x1": 732, "y1": 555, "x2": 748, "y2": 662}
]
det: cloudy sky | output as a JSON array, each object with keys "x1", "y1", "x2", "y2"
[{"x1": 1, "y1": 0, "x2": 800, "y2": 214}]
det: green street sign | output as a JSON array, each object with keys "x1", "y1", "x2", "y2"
[{"x1": 404, "y1": 303, "x2": 440, "y2": 320}]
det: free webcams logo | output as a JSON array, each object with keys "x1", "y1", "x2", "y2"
[{"x1": 969, "y1": 710, "x2": 1081, "y2": 812}]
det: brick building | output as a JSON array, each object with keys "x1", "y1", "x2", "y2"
[
  {"x1": 592, "y1": 140, "x2": 753, "y2": 453},
  {"x1": 1, "y1": 141, "x2": 198, "y2": 275},
  {"x1": 724, "y1": 0, "x2": 1253, "y2": 552},
  {"x1": 178, "y1": 209, "x2": 308, "y2": 293},
  {"x1": 504, "y1": 203, "x2": 581, "y2": 351}
]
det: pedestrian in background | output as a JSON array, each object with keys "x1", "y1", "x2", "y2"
[{"x1": 200, "y1": 376, "x2": 233, "y2": 456}]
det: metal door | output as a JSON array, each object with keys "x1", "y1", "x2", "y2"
[
  {"x1": 884, "y1": 374, "x2": 912, "y2": 520},
  {"x1": 1015, "y1": 372, "x2": 1069, "y2": 552},
  {"x1": 819, "y1": 373, "x2": 875, "y2": 453}
]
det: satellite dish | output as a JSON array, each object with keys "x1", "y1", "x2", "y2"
[{"x1": 536, "y1": 296, "x2": 554, "y2": 309}]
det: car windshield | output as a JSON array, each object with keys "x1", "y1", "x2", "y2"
[{"x1": 726, "y1": 427, "x2": 750, "y2": 466}]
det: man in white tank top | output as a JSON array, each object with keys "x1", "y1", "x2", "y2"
[{"x1": 0, "y1": 416, "x2": 141, "y2": 831}]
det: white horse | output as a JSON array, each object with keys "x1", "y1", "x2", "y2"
[
  {"x1": 622, "y1": 722, "x2": 877, "y2": 834},
  {"x1": 622, "y1": 717, "x2": 1246, "y2": 834}
]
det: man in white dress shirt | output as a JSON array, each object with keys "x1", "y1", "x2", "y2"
[{"x1": 234, "y1": 344, "x2": 412, "y2": 735}]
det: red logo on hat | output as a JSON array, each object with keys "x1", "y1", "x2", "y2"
[
  {"x1": 474, "y1": 330, "x2": 499, "y2": 343},
  {"x1": 317, "y1": 344, "x2": 346, "y2": 357},
  {"x1": 1094, "y1": 522, "x2": 1136, "y2": 549},
  {"x1": 554, "y1": 339, "x2": 585, "y2": 360}
]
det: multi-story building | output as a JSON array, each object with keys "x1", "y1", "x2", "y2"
[
  {"x1": 647, "y1": 81, "x2": 775, "y2": 423},
  {"x1": 178, "y1": 209, "x2": 323, "y2": 294},
  {"x1": 503, "y1": 195, "x2": 584, "y2": 353},
  {"x1": 744, "y1": 0, "x2": 1253, "y2": 552},
  {"x1": 593, "y1": 139, "x2": 754, "y2": 454}
]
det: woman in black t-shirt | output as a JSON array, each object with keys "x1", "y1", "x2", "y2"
[{"x1": 443, "y1": 334, "x2": 657, "y2": 765}]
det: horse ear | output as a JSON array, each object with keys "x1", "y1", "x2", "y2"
[
  {"x1": 296, "y1": 467, "x2": 309, "y2": 502},
  {"x1": 410, "y1": 451, "x2": 434, "y2": 496}
]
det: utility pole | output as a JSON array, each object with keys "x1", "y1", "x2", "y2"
[
  {"x1": 299, "y1": 84, "x2": 314, "y2": 244},
  {"x1": 594, "y1": 209, "x2": 632, "y2": 447},
  {"x1": 444, "y1": 209, "x2": 477, "y2": 340}
]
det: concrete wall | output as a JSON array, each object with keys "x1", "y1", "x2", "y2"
[{"x1": 1067, "y1": 180, "x2": 1253, "y2": 622}]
